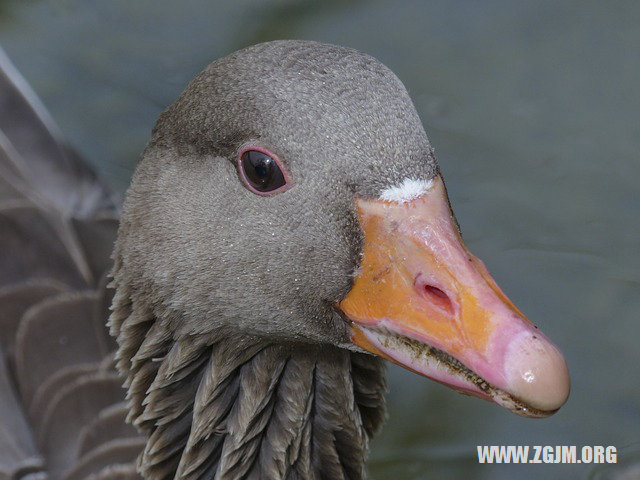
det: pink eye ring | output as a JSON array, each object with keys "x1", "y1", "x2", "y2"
[{"x1": 237, "y1": 146, "x2": 291, "y2": 195}]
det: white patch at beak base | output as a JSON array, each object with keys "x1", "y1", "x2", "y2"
[{"x1": 379, "y1": 178, "x2": 434, "y2": 203}]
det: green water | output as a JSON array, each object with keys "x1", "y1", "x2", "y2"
[{"x1": 1, "y1": 1, "x2": 638, "y2": 478}]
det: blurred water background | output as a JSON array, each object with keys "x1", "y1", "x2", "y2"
[{"x1": 1, "y1": 1, "x2": 638, "y2": 478}]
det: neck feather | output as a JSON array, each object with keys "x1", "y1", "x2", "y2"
[{"x1": 109, "y1": 284, "x2": 387, "y2": 480}]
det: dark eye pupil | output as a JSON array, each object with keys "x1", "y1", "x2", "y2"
[
  {"x1": 241, "y1": 150, "x2": 286, "y2": 192},
  {"x1": 254, "y1": 162, "x2": 269, "y2": 178}
]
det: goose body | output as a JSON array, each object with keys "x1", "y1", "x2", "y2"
[{"x1": 0, "y1": 40, "x2": 569, "y2": 479}]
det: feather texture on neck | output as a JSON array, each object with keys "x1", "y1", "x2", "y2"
[{"x1": 108, "y1": 281, "x2": 387, "y2": 480}]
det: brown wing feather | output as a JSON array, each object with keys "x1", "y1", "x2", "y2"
[{"x1": 0, "y1": 46, "x2": 134, "y2": 480}]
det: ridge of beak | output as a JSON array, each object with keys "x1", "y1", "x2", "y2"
[{"x1": 339, "y1": 176, "x2": 570, "y2": 417}]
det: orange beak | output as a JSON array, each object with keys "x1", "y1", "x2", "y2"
[{"x1": 339, "y1": 176, "x2": 570, "y2": 417}]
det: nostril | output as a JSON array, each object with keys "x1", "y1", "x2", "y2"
[
  {"x1": 424, "y1": 284, "x2": 447, "y2": 299},
  {"x1": 422, "y1": 284, "x2": 454, "y2": 315}
]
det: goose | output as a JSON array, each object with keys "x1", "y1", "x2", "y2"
[{"x1": 0, "y1": 40, "x2": 570, "y2": 480}]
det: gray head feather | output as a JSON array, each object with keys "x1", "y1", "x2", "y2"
[{"x1": 110, "y1": 40, "x2": 437, "y2": 479}]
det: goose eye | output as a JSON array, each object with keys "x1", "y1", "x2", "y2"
[{"x1": 239, "y1": 149, "x2": 289, "y2": 195}]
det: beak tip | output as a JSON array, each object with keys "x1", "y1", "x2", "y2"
[{"x1": 504, "y1": 332, "x2": 571, "y2": 412}]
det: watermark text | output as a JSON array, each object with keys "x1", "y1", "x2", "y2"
[{"x1": 477, "y1": 445, "x2": 617, "y2": 464}]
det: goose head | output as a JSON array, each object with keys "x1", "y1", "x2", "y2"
[{"x1": 112, "y1": 40, "x2": 569, "y2": 436}]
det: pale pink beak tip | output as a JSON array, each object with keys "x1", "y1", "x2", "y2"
[{"x1": 504, "y1": 331, "x2": 570, "y2": 412}]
